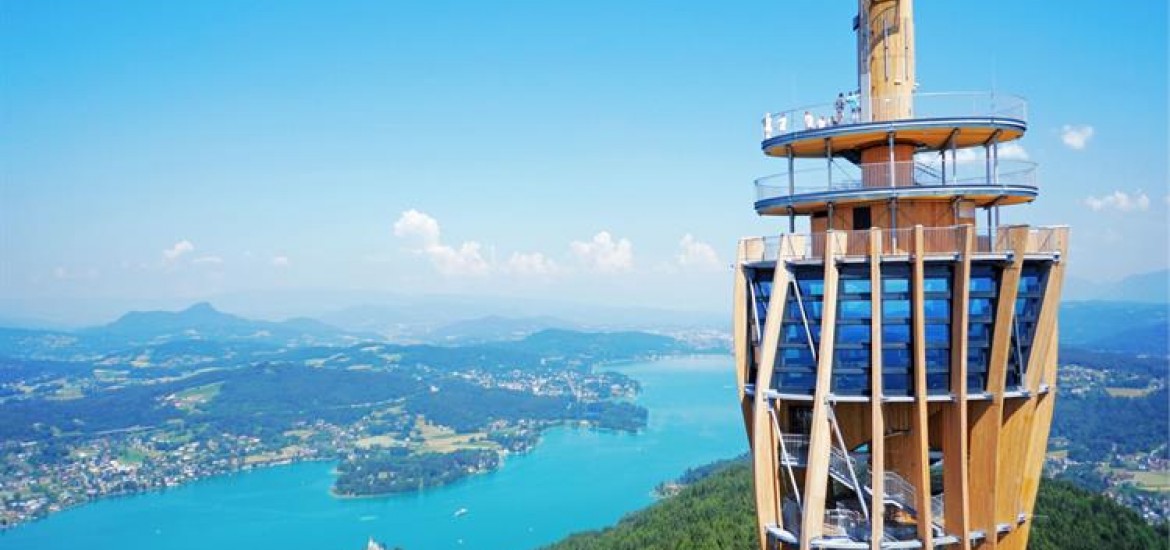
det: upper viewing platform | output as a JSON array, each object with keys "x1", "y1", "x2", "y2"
[{"x1": 761, "y1": 92, "x2": 1027, "y2": 159}]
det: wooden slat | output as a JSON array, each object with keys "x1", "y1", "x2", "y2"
[
  {"x1": 909, "y1": 225, "x2": 934, "y2": 547},
  {"x1": 944, "y1": 224, "x2": 972, "y2": 548},
  {"x1": 799, "y1": 231, "x2": 844, "y2": 547},
  {"x1": 868, "y1": 228, "x2": 886, "y2": 550},
  {"x1": 967, "y1": 226, "x2": 1029, "y2": 547},
  {"x1": 751, "y1": 250, "x2": 793, "y2": 549}
]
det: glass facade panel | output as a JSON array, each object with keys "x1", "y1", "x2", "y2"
[
  {"x1": 843, "y1": 279, "x2": 871, "y2": 294},
  {"x1": 832, "y1": 266, "x2": 872, "y2": 395},
  {"x1": 838, "y1": 324, "x2": 870, "y2": 343},
  {"x1": 772, "y1": 266, "x2": 826, "y2": 395},
  {"x1": 752, "y1": 259, "x2": 1028, "y2": 399},
  {"x1": 923, "y1": 264, "x2": 953, "y2": 394},
  {"x1": 1006, "y1": 261, "x2": 1049, "y2": 389},
  {"x1": 966, "y1": 263, "x2": 1000, "y2": 393},
  {"x1": 924, "y1": 299, "x2": 950, "y2": 318},
  {"x1": 881, "y1": 266, "x2": 913, "y2": 396},
  {"x1": 883, "y1": 299, "x2": 911, "y2": 319},
  {"x1": 884, "y1": 324, "x2": 911, "y2": 343},
  {"x1": 840, "y1": 299, "x2": 871, "y2": 319}
]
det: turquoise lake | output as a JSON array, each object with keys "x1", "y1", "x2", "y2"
[{"x1": 0, "y1": 356, "x2": 747, "y2": 549}]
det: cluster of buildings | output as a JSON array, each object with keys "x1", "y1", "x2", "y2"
[{"x1": 0, "y1": 428, "x2": 331, "y2": 528}]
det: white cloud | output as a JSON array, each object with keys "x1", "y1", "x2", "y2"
[
  {"x1": 393, "y1": 209, "x2": 441, "y2": 248},
  {"x1": 163, "y1": 240, "x2": 195, "y2": 262},
  {"x1": 505, "y1": 252, "x2": 560, "y2": 276},
  {"x1": 676, "y1": 234, "x2": 722, "y2": 271},
  {"x1": 1061, "y1": 124, "x2": 1094, "y2": 150},
  {"x1": 425, "y1": 242, "x2": 490, "y2": 276},
  {"x1": 948, "y1": 142, "x2": 1029, "y2": 165},
  {"x1": 271, "y1": 255, "x2": 291, "y2": 268},
  {"x1": 1084, "y1": 190, "x2": 1150, "y2": 212},
  {"x1": 997, "y1": 142, "x2": 1029, "y2": 161},
  {"x1": 570, "y1": 231, "x2": 633, "y2": 273},
  {"x1": 392, "y1": 209, "x2": 490, "y2": 276},
  {"x1": 192, "y1": 255, "x2": 224, "y2": 265}
]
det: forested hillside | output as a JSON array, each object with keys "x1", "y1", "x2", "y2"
[{"x1": 546, "y1": 461, "x2": 1168, "y2": 550}]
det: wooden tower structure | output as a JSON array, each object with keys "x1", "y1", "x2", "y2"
[{"x1": 732, "y1": 2, "x2": 1069, "y2": 548}]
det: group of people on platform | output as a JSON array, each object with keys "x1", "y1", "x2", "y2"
[{"x1": 765, "y1": 90, "x2": 864, "y2": 138}]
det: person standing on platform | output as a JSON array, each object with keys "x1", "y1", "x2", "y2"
[
  {"x1": 834, "y1": 93, "x2": 845, "y2": 124},
  {"x1": 803, "y1": 110, "x2": 814, "y2": 130},
  {"x1": 847, "y1": 91, "x2": 860, "y2": 123}
]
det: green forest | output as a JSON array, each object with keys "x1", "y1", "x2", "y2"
[{"x1": 545, "y1": 461, "x2": 1169, "y2": 550}]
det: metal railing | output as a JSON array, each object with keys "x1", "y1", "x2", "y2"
[
  {"x1": 779, "y1": 434, "x2": 810, "y2": 465},
  {"x1": 762, "y1": 91, "x2": 1028, "y2": 140},
  {"x1": 1028, "y1": 225, "x2": 1068, "y2": 255},
  {"x1": 737, "y1": 225, "x2": 1065, "y2": 264},
  {"x1": 737, "y1": 236, "x2": 781, "y2": 262},
  {"x1": 754, "y1": 160, "x2": 1038, "y2": 202},
  {"x1": 932, "y1": 494, "x2": 946, "y2": 527},
  {"x1": 822, "y1": 508, "x2": 863, "y2": 538}
]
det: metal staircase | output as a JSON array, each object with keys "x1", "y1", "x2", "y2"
[{"x1": 778, "y1": 434, "x2": 947, "y2": 538}]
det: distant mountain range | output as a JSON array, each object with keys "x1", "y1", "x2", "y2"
[
  {"x1": 0, "y1": 302, "x2": 374, "y2": 359},
  {"x1": 1064, "y1": 269, "x2": 1169, "y2": 304},
  {"x1": 428, "y1": 315, "x2": 579, "y2": 344},
  {"x1": 0, "y1": 302, "x2": 718, "y2": 368},
  {"x1": 87, "y1": 302, "x2": 365, "y2": 344},
  {"x1": 1060, "y1": 300, "x2": 1168, "y2": 356}
]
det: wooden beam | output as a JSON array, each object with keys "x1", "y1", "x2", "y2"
[
  {"x1": 944, "y1": 224, "x2": 972, "y2": 548},
  {"x1": 799, "y1": 231, "x2": 844, "y2": 547},
  {"x1": 999, "y1": 331, "x2": 1057, "y2": 550},
  {"x1": 869, "y1": 228, "x2": 886, "y2": 550},
  {"x1": 967, "y1": 226, "x2": 1028, "y2": 547},
  {"x1": 751, "y1": 238, "x2": 795, "y2": 549},
  {"x1": 909, "y1": 225, "x2": 934, "y2": 547},
  {"x1": 1002, "y1": 229, "x2": 1068, "y2": 550},
  {"x1": 733, "y1": 260, "x2": 754, "y2": 443}
]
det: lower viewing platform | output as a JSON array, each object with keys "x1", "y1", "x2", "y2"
[{"x1": 737, "y1": 225, "x2": 1065, "y2": 265}]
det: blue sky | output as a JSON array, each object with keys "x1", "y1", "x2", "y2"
[{"x1": 1, "y1": 1, "x2": 1166, "y2": 324}]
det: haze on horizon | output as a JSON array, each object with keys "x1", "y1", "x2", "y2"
[{"x1": 2, "y1": 1, "x2": 1166, "y2": 326}]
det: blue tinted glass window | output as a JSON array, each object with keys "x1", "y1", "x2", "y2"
[
  {"x1": 924, "y1": 277, "x2": 949, "y2": 293},
  {"x1": 884, "y1": 278, "x2": 909, "y2": 293},
  {"x1": 836, "y1": 348, "x2": 869, "y2": 363},
  {"x1": 837, "y1": 324, "x2": 870, "y2": 343},
  {"x1": 883, "y1": 324, "x2": 911, "y2": 343},
  {"x1": 783, "y1": 325, "x2": 806, "y2": 343},
  {"x1": 843, "y1": 279, "x2": 871, "y2": 295},
  {"x1": 1019, "y1": 274, "x2": 1042, "y2": 293},
  {"x1": 924, "y1": 299, "x2": 950, "y2": 319},
  {"x1": 782, "y1": 347, "x2": 814, "y2": 363},
  {"x1": 926, "y1": 323, "x2": 949, "y2": 343},
  {"x1": 884, "y1": 373, "x2": 912, "y2": 395},
  {"x1": 799, "y1": 280, "x2": 825, "y2": 296},
  {"x1": 883, "y1": 348, "x2": 911, "y2": 368},
  {"x1": 971, "y1": 277, "x2": 994, "y2": 293},
  {"x1": 926, "y1": 348, "x2": 950, "y2": 368},
  {"x1": 883, "y1": 300, "x2": 910, "y2": 319},
  {"x1": 840, "y1": 300, "x2": 871, "y2": 319},
  {"x1": 970, "y1": 298, "x2": 993, "y2": 317}
]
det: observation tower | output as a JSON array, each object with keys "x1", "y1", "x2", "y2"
[{"x1": 731, "y1": 2, "x2": 1068, "y2": 549}]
